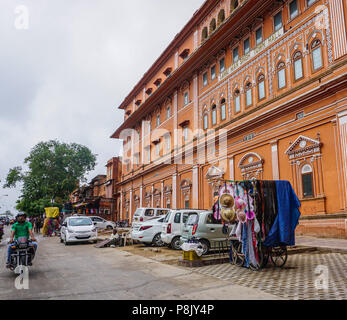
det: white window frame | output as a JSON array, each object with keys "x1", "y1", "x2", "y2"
[
  {"x1": 255, "y1": 26, "x2": 263, "y2": 46},
  {"x1": 289, "y1": 0, "x2": 299, "y2": 20},
  {"x1": 273, "y1": 10, "x2": 283, "y2": 32},
  {"x1": 219, "y1": 57, "x2": 225, "y2": 73},
  {"x1": 243, "y1": 37, "x2": 250, "y2": 55},
  {"x1": 203, "y1": 72, "x2": 208, "y2": 86},
  {"x1": 211, "y1": 65, "x2": 216, "y2": 80}
]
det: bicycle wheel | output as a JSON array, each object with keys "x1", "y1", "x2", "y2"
[
  {"x1": 232, "y1": 241, "x2": 245, "y2": 266},
  {"x1": 270, "y1": 246, "x2": 288, "y2": 268}
]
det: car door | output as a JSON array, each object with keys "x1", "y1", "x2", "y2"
[
  {"x1": 172, "y1": 212, "x2": 182, "y2": 235},
  {"x1": 92, "y1": 217, "x2": 104, "y2": 229},
  {"x1": 61, "y1": 220, "x2": 68, "y2": 239},
  {"x1": 204, "y1": 213, "x2": 225, "y2": 243}
]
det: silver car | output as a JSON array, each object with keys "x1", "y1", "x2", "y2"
[{"x1": 180, "y1": 211, "x2": 228, "y2": 255}]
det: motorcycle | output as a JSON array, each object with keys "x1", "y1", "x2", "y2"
[{"x1": 8, "y1": 237, "x2": 35, "y2": 271}]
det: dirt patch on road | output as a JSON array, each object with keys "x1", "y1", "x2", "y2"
[{"x1": 117, "y1": 244, "x2": 182, "y2": 266}]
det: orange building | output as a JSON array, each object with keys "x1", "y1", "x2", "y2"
[{"x1": 111, "y1": 0, "x2": 347, "y2": 238}]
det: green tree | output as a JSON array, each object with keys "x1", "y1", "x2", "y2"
[{"x1": 3, "y1": 140, "x2": 97, "y2": 216}]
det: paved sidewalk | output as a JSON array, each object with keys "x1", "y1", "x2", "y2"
[{"x1": 296, "y1": 236, "x2": 347, "y2": 253}]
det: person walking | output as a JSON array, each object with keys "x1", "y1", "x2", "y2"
[{"x1": 35, "y1": 217, "x2": 41, "y2": 234}]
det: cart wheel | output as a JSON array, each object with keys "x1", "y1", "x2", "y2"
[
  {"x1": 270, "y1": 246, "x2": 288, "y2": 267},
  {"x1": 259, "y1": 246, "x2": 269, "y2": 268},
  {"x1": 232, "y1": 242, "x2": 244, "y2": 266}
]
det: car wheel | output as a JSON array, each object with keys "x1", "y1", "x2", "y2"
[
  {"x1": 152, "y1": 233, "x2": 164, "y2": 247},
  {"x1": 60, "y1": 237, "x2": 63, "y2": 243},
  {"x1": 199, "y1": 239, "x2": 210, "y2": 255},
  {"x1": 106, "y1": 225, "x2": 113, "y2": 230},
  {"x1": 170, "y1": 236, "x2": 181, "y2": 250}
]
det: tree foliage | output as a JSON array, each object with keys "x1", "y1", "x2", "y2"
[{"x1": 3, "y1": 140, "x2": 97, "y2": 216}]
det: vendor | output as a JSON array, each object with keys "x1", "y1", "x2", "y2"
[{"x1": 109, "y1": 228, "x2": 121, "y2": 247}]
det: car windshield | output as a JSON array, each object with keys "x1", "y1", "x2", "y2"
[
  {"x1": 163, "y1": 211, "x2": 171, "y2": 223},
  {"x1": 134, "y1": 208, "x2": 144, "y2": 216},
  {"x1": 186, "y1": 214, "x2": 199, "y2": 226},
  {"x1": 68, "y1": 218, "x2": 92, "y2": 226}
]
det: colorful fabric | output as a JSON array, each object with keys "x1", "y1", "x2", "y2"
[
  {"x1": 45, "y1": 207, "x2": 60, "y2": 218},
  {"x1": 263, "y1": 181, "x2": 301, "y2": 247},
  {"x1": 41, "y1": 218, "x2": 49, "y2": 236}
]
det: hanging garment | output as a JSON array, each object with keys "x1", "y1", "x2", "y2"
[
  {"x1": 263, "y1": 180, "x2": 301, "y2": 247},
  {"x1": 256, "y1": 180, "x2": 278, "y2": 239},
  {"x1": 247, "y1": 220, "x2": 258, "y2": 267},
  {"x1": 242, "y1": 222, "x2": 249, "y2": 268},
  {"x1": 212, "y1": 201, "x2": 221, "y2": 222}
]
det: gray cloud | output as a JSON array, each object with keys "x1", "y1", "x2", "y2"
[{"x1": 0, "y1": 0, "x2": 205, "y2": 213}]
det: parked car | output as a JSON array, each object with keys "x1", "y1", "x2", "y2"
[
  {"x1": 89, "y1": 216, "x2": 116, "y2": 230},
  {"x1": 60, "y1": 216, "x2": 97, "y2": 245},
  {"x1": 132, "y1": 208, "x2": 169, "y2": 226},
  {"x1": 180, "y1": 211, "x2": 228, "y2": 255},
  {"x1": 160, "y1": 209, "x2": 208, "y2": 250},
  {"x1": 131, "y1": 216, "x2": 165, "y2": 247}
]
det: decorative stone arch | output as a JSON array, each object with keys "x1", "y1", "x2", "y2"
[
  {"x1": 274, "y1": 52, "x2": 286, "y2": 70},
  {"x1": 152, "y1": 188, "x2": 161, "y2": 208},
  {"x1": 180, "y1": 179, "x2": 192, "y2": 206},
  {"x1": 206, "y1": 165, "x2": 225, "y2": 182},
  {"x1": 230, "y1": 0, "x2": 239, "y2": 12},
  {"x1": 134, "y1": 194, "x2": 140, "y2": 209},
  {"x1": 163, "y1": 185, "x2": 172, "y2": 208},
  {"x1": 144, "y1": 191, "x2": 152, "y2": 208},
  {"x1": 201, "y1": 26, "x2": 208, "y2": 42},
  {"x1": 290, "y1": 41, "x2": 305, "y2": 55},
  {"x1": 306, "y1": 29, "x2": 324, "y2": 48},
  {"x1": 209, "y1": 18, "x2": 217, "y2": 33},
  {"x1": 218, "y1": 9, "x2": 225, "y2": 25},
  {"x1": 238, "y1": 152, "x2": 264, "y2": 180},
  {"x1": 285, "y1": 134, "x2": 324, "y2": 204},
  {"x1": 255, "y1": 66, "x2": 266, "y2": 79},
  {"x1": 164, "y1": 96, "x2": 172, "y2": 106},
  {"x1": 180, "y1": 80, "x2": 190, "y2": 93}
]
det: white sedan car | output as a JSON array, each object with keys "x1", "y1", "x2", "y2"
[
  {"x1": 89, "y1": 216, "x2": 116, "y2": 230},
  {"x1": 131, "y1": 216, "x2": 164, "y2": 247},
  {"x1": 60, "y1": 216, "x2": 98, "y2": 245}
]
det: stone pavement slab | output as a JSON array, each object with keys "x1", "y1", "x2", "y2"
[{"x1": 296, "y1": 236, "x2": 347, "y2": 253}]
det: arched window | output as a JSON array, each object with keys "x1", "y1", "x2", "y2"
[
  {"x1": 234, "y1": 89, "x2": 241, "y2": 113},
  {"x1": 209, "y1": 18, "x2": 217, "y2": 33},
  {"x1": 293, "y1": 51, "x2": 304, "y2": 81},
  {"x1": 220, "y1": 98, "x2": 226, "y2": 121},
  {"x1": 202, "y1": 27, "x2": 208, "y2": 42},
  {"x1": 245, "y1": 82, "x2": 253, "y2": 107},
  {"x1": 311, "y1": 39, "x2": 323, "y2": 71},
  {"x1": 211, "y1": 105, "x2": 217, "y2": 125},
  {"x1": 218, "y1": 10, "x2": 225, "y2": 25},
  {"x1": 277, "y1": 61, "x2": 286, "y2": 89},
  {"x1": 203, "y1": 113, "x2": 208, "y2": 130},
  {"x1": 301, "y1": 164, "x2": 314, "y2": 198},
  {"x1": 257, "y1": 74, "x2": 265, "y2": 101},
  {"x1": 231, "y1": 0, "x2": 239, "y2": 11}
]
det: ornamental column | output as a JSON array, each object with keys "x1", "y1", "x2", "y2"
[
  {"x1": 271, "y1": 140, "x2": 280, "y2": 180},
  {"x1": 172, "y1": 173, "x2": 178, "y2": 209},
  {"x1": 193, "y1": 165, "x2": 199, "y2": 208}
]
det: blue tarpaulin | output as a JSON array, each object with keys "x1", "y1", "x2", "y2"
[{"x1": 263, "y1": 180, "x2": 301, "y2": 247}]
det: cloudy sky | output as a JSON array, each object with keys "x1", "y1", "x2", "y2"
[{"x1": 0, "y1": 0, "x2": 205, "y2": 213}]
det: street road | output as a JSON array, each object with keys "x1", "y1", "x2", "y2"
[{"x1": 0, "y1": 225, "x2": 279, "y2": 300}]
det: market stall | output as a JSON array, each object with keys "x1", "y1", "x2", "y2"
[{"x1": 212, "y1": 179, "x2": 301, "y2": 270}]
